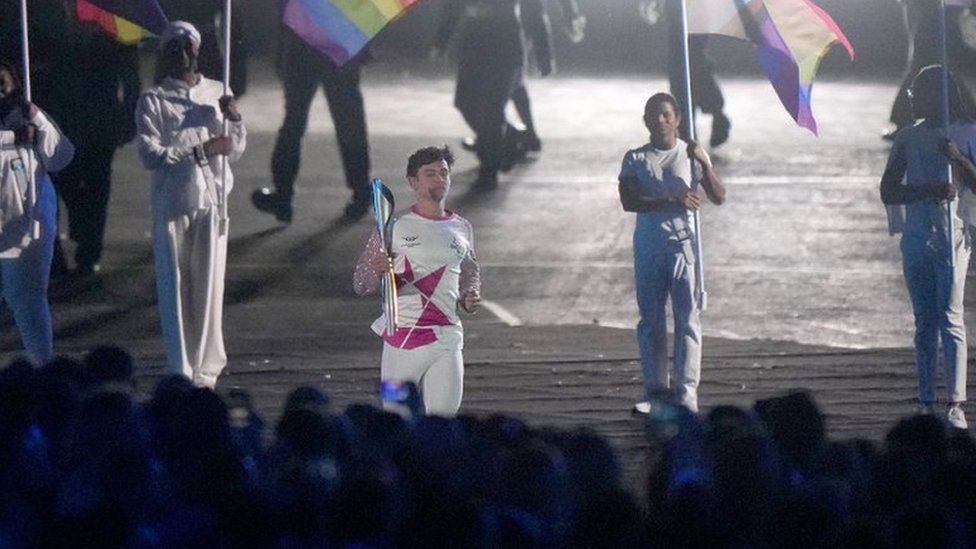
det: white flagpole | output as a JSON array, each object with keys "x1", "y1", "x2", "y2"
[
  {"x1": 20, "y1": 0, "x2": 40, "y2": 240},
  {"x1": 219, "y1": 0, "x2": 232, "y2": 236},
  {"x1": 19, "y1": 0, "x2": 31, "y2": 102},
  {"x1": 939, "y1": 0, "x2": 955, "y2": 266},
  {"x1": 677, "y1": 0, "x2": 707, "y2": 311}
]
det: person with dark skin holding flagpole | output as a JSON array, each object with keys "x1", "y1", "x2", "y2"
[
  {"x1": 619, "y1": 92, "x2": 725, "y2": 415},
  {"x1": 0, "y1": 59, "x2": 74, "y2": 364},
  {"x1": 880, "y1": 65, "x2": 976, "y2": 429},
  {"x1": 135, "y1": 21, "x2": 246, "y2": 388}
]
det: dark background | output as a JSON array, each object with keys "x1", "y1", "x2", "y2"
[{"x1": 239, "y1": 0, "x2": 909, "y2": 77}]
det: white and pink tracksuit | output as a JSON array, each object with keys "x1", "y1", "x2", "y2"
[{"x1": 355, "y1": 206, "x2": 480, "y2": 416}]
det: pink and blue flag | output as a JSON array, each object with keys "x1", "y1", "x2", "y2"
[
  {"x1": 76, "y1": 0, "x2": 169, "y2": 44},
  {"x1": 283, "y1": 0, "x2": 422, "y2": 66},
  {"x1": 687, "y1": 0, "x2": 854, "y2": 134}
]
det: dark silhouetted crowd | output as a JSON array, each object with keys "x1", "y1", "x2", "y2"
[{"x1": 2, "y1": 347, "x2": 976, "y2": 548}]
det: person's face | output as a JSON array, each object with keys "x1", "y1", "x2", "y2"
[
  {"x1": 409, "y1": 159, "x2": 452, "y2": 203},
  {"x1": 909, "y1": 81, "x2": 943, "y2": 123},
  {"x1": 0, "y1": 68, "x2": 17, "y2": 100},
  {"x1": 644, "y1": 100, "x2": 680, "y2": 141},
  {"x1": 162, "y1": 36, "x2": 200, "y2": 76}
]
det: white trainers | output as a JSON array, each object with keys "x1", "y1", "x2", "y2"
[
  {"x1": 947, "y1": 404, "x2": 968, "y2": 430},
  {"x1": 632, "y1": 401, "x2": 652, "y2": 415}
]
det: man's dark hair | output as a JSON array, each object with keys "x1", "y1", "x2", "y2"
[
  {"x1": 910, "y1": 64, "x2": 976, "y2": 122},
  {"x1": 407, "y1": 145, "x2": 455, "y2": 177},
  {"x1": 644, "y1": 92, "x2": 679, "y2": 117}
]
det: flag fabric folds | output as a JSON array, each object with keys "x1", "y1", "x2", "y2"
[
  {"x1": 76, "y1": 0, "x2": 169, "y2": 44},
  {"x1": 687, "y1": 0, "x2": 854, "y2": 134},
  {"x1": 283, "y1": 0, "x2": 422, "y2": 66}
]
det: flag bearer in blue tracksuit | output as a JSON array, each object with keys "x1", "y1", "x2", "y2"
[
  {"x1": 618, "y1": 92, "x2": 726, "y2": 414},
  {"x1": 881, "y1": 65, "x2": 976, "y2": 429}
]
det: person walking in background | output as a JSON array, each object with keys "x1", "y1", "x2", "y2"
[
  {"x1": 50, "y1": 7, "x2": 140, "y2": 278},
  {"x1": 251, "y1": 0, "x2": 371, "y2": 223},
  {"x1": 135, "y1": 22, "x2": 246, "y2": 388},
  {"x1": 880, "y1": 65, "x2": 976, "y2": 429},
  {"x1": 461, "y1": 0, "x2": 584, "y2": 155},
  {"x1": 619, "y1": 92, "x2": 725, "y2": 414},
  {"x1": 516, "y1": 0, "x2": 586, "y2": 152},
  {"x1": 354, "y1": 146, "x2": 480, "y2": 416},
  {"x1": 0, "y1": 60, "x2": 75, "y2": 363},
  {"x1": 886, "y1": 0, "x2": 976, "y2": 138},
  {"x1": 434, "y1": 0, "x2": 554, "y2": 189},
  {"x1": 638, "y1": 0, "x2": 732, "y2": 148}
]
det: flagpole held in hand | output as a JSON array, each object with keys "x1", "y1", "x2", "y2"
[
  {"x1": 372, "y1": 179, "x2": 398, "y2": 334},
  {"x1": 19, "y1": 0, "x2": 40, "y2": 240},
  {"x1": 677, "y1": 0, "x2": 707, "y2": 311},
  {"x1": 219, "y1": 0, "x2": 232, "y2": 236},
  {"x1": 19, "y1": 0, "x2": 31, "y2": 102},
  {"x1": 939, "y1": 0, "x2": 956, "y2": 266}
]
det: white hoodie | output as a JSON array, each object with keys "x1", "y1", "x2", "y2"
[
  {"x1": 0, "y1": 106, "x2": 74, "y2": 258},
  {"x1": 135, "y1": 75, "x2": 246, "y2": 219}
]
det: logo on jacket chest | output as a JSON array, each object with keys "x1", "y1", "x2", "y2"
[
  {"x1": 450, "y1": 237, "x2": 466, "y2": 258},
  {"x1": 401, "y1": 235, "x2": 421, "y2": 248}
]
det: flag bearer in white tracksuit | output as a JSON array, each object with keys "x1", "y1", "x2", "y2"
[
  {"x1": 618, "y1": 92, "x2": 725, "y2": 414},
  {"x1": 354, "y1": 146, "x2": 481, "y2": 416},
  {"x1": 0, "y1": 60, "x2": 74, "y2": 364},
  {"x1": 135, "y1": 22, "x2": 246, "y2": 388},
  {"x1": 881, "y1": 65, "x2": 976, "y2": 430}
]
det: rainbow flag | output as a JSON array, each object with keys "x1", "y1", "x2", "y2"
[
  {"x1": 283, "y1": 0, "x2": 422, "y2": 66},
  {"x1": 76, "y1": 0, "x2": 169, "y2": 44},
  {"x1": 687, "y1": 0, "x2": 854, "y2": 134}
]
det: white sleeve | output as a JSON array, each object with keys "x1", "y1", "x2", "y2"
[
  {"x1": 28, "y1": 109, "x2": 75, "y2": 173},
  {"x1": 135, "y1": 93, "x2": 197, "y2": 170}
]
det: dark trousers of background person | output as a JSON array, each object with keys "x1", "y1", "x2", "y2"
[
  {"x1": 511, "y1": 82, "x2": 535, "y2": 139},
  {"x1": 52, "y1": 142, "x2": 116, "y2": 273},
  {"x1": 270, "y1": 56, "x2": 370, "y2": 206},
  {"x1": 667, "y1": 36, "x2": 725, "y2": 134},
  {"x1": 455, "y1": 58, "x2": 522, "y2": 183}
]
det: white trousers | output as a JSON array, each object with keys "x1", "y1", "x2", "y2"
[
  {"x1": 381, "y1": 343, "x2": 464, "y2": 417},
  {"x1": 634, "y1": 234, "x2": 702, "y2": 412},
  {"x1": 0, "y1": 180, "x2": 55, "y2": 364},
  {"x1": 902, "y1": 232, "x2": 970, "y2": 404},
  {"x1": 153, "y1": 208, "x2": 227, "y2": 388}
]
